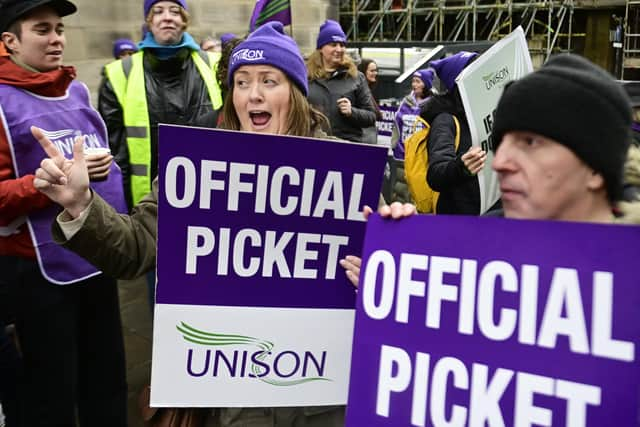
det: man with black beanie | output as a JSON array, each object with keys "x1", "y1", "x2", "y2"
[{"x1": 491, "y1": 53, "x2": 632, "y2": 223}]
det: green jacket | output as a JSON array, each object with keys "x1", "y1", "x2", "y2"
[{"x1": 52, "y1": 179, "x2": 159, "y2": 279}]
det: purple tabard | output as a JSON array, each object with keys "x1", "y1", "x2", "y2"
[
  {"x1": 0, "y1": 81, "x2": 127, "y2": 284},
  {"x1": 156, "y1": 125, "x2": 388, "y2": 310},
  {"x1": 393, "y1": 94, "x2": 428, "y2": 159},
  {"x1": 346, "y1": 214, "x2": 640, "y2": 426}
]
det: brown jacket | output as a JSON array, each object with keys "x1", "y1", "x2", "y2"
[{"x1": 52, "y1": 179, "x2": 158, "y2": 279}]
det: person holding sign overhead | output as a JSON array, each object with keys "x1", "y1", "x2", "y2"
[{"x1": 31, "y1": 20, "x2": 409, "y2": 427}]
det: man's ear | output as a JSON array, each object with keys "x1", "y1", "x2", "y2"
[
  {"x1": 586, "y1": 170, "x2": 605, "y2": 192},
  {"x1": 1, "y1": 32, "x2": 18, "y2": 52}
]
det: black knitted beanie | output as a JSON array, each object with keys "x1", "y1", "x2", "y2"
[{"x1": 493, "y1": 54, "x2": 632, "y2": 201}]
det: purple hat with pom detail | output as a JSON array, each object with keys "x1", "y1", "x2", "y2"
[
  {"x1": 430, "y1": 51, "x2": 478, "y2": 92},
  {"x1": 228, "y1": 21, "x2": 308, "y2": 96}
]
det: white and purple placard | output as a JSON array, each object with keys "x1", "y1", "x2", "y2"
[
  {"x1": 346, "y1": 214, "x2": 640, "y2": 426},
  {"x1": 457, "y1": 26, "x2": 533, "y2": 213},
  {"x1": 151, "y1": 125, "x2": 387, "y2": 407},
  {"x1": 377, "y1": 105, "x2": 396, "y2": 151}
]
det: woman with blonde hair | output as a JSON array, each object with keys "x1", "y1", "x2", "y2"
[
  {"x1": 307, "y1": 19, "x2": 377, "y2": 143},
  {"x1": 221, "y1": 24, "x2": 328, "y2": 138},
  {"x1": 32, "y1": 21, "x2": 349, "y2": 427}
]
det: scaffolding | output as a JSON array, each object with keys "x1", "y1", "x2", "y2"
[
  {"x1": 340, "y1": 0, "x2": 576, "y2": 61},
  {"x1": 623, "y1": 0, "x2": 640, "y2": 78}
]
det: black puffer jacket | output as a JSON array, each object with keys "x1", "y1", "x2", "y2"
[
  {"x1": 420, "y1": 93, "x2": 480, "y2": 215},
  {"x1": 98, "y1": 48, "x2": 219, "y2": 208},
  {"x1": 308, "y1": 70, "x2": 376, "y2": 143}
]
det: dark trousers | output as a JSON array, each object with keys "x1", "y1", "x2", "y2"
[
  {"x1": 0, "y1": 321, "x2": 20, "y2": 427},
  {"x1": 0, "y1": 256, "x2": 128, "y2": 427}
]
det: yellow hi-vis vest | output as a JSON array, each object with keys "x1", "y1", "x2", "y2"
[{"x1": 104, "y1": 50, "x2": 222, "y2": 205}]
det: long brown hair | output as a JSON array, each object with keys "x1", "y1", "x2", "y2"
[
  {"x1": 220, "y1": 75, "x2": 329, "y2": 138},
  {"x1": 358, "y1": 58, "x2": 377, "y2": 88},
  {"x1": 215, "y1": 36, "x2": 244, "y2": 100},
  {"x1": 306, "y1": 49, "x2": 358, "y2": 81}
]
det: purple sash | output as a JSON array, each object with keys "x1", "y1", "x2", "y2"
[{"x1": 0, "y1": 81, "x2": 127, "y2": 284}]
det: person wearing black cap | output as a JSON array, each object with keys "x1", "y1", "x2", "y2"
[
  {"x1": 492, "y1": 54, "x2": 633, "y2": 223},
  {"x1": 0, "y1": 0, "x2": 128, "y2": 425}
]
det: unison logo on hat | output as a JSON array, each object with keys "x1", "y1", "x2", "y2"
[
  {"x1": 331, "y1": 35, "x2": 345, "y2": 43},
  {"x1": 232, "y1": 48, "x2": 265, "y2": 64}
]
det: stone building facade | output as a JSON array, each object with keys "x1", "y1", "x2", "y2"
[{"x1": 62, "y1": 0, "x2": 338, "y2": 102}]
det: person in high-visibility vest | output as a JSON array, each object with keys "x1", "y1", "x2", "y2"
[{"x1": 98, "y1": 0, "x2": 222, "y2": 210}]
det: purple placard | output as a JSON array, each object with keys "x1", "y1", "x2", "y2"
[
  {"x1": 346, "y1": 214, "x2": 640, "y2": 426},
  {"x1": 156, "y1": 125, "x2": 387, "y2": 309},
  {"x1": 377, "y1": 105, "x2": 396, "y2": 147}
]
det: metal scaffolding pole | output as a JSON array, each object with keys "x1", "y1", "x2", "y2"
[{"x1": 340, "y1": 0, "x2": 575, "y2": 56}]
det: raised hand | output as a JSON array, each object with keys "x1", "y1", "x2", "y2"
[
  {"x1": 461, "y1": 146, "x2": 487, "y2": 176},
  {"x1": 31, "y1": 126, "x2": 92, "y2": 218},
  {"x1": 336, "y1": 97, "x2": 352, "y2": 117}
]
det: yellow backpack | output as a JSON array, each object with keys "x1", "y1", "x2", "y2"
[{"x1": 404, "y1": 115, "x2": 460, "y2": 213}]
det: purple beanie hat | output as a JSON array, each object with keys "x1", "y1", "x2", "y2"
[
  {"x1": 413, "y1": 69, "x2": 434, "y2": 89},
  {"x1": 143, "y1": 0, "x2": 186, "y2": 18},
  {"x1": 112, "y1": 38, "x2": 138, "y2": 59},
  {"x1": 316, "y1": 19, "x2": 346, "y2": 49},
  {"x1": 220, "y1": 32, "x2": 237, "y2": 46},
  {"x1": 430, "y1": 51, "x2": 478, "y2": 92},
  {"x1": 228, "y1": 21, "x2": 308, "y2": 96}
]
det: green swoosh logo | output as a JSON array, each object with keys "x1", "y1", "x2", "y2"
[
  {"x1": 482, "y1": 72, "x2": 496, "y2": 81},
  {"x1": 177, "y1": 322, "x2": 331, "y2": 386}
]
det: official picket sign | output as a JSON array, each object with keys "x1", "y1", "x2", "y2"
[
  {"x1": 151, "y1": 125, "x2": 387, "y2": 407},
  {"x1": 346, "y1": 214, "x2": 640, "y2": 426},
  {"x1": 377, "y1": 104, "x2": 396, "y2": 150},
  {"x1": 456, "y1": 26, "x2": 533, "y2": 213}
]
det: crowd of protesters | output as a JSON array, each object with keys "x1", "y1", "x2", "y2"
[{"x1": 0, "y1": 0, "x2": 638, "y2": 426}]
